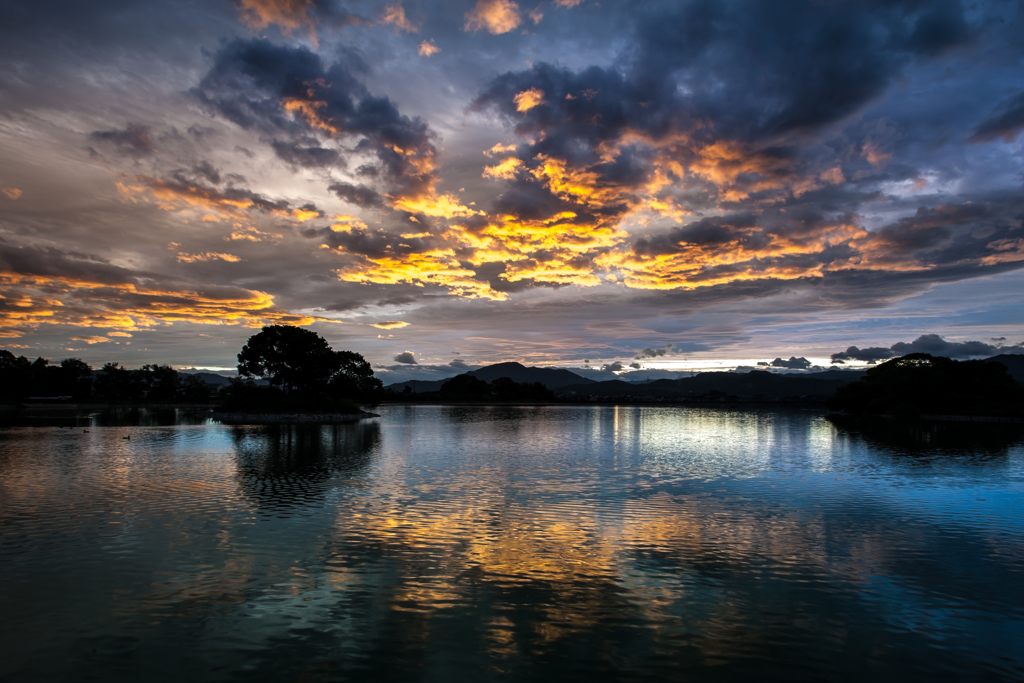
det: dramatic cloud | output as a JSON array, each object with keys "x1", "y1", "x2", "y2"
[
  {"x1": 393, "y1": 350, "x2": 417, "y2": 364},
  {"x1": 0, "y1": 241, "x2": 317, "y2": 337},
  {"x1": 831, "y1": 335, "x2": 1024, "y2": 363},
  {"x1": 2, "y1": 0, "x2": 1023, "y2": 369},
  {"x1": 193, "y1": 39, "x2": 446, "y2": 204}
]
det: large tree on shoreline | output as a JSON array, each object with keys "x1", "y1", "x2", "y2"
[{"x1": 237, "y1": 325, "x2": 381, "y2": 402}]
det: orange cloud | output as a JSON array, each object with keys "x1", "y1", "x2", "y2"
[
  {"x1": 485, "y1": 143, "x2": 517, "y2": 157},
  {"x1": 483, "y1": 157, "x2": 524, "y2": 180},
  {"x1": 418, "y1": 40, "x2": 440, "y2": 56},
  {"x1": 862, "y1": 140, "x2": 892, "y2": 168},
  {"x1": 514, "y1": 88, "x2": 545, "y2": 112},
  {"x1": 391, "y1": 192, "x2": 481, "y2": 219},
  {"x1": 464, "y1": 0, "x2": 522, "y2": 34},
  {"x1": 330, "y1": 214, "x2": 369, "y2": 232},
  {"x1": 982, "y1": 238, "x2": 1024, "y2": 265},
  {"x1": 371, "y1": 321, "x2": 411, "y2": 329},
  {"x1": 380, "y1": 3, "x2": 417, "y2": 33},
  {"x1": 0, "y1": 266, "x2": 318, "y2": 337},
  {"x1": 335, "y1": 250, "x2": 504, "y2": 300},
  {"x1": 237, "y1": 0, "x2": 317, "y2": 42},
  {"x1": 2, "y1": 187, "x2": 21, "y2": 200}
]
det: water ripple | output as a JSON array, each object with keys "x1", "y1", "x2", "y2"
[{"x1": 1, "y1": 407, "x2": 1023, "y2": 682}]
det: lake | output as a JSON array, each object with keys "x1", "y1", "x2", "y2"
[{"x1": 1, "y1": 405, "x2": 1023, "y2": 682}]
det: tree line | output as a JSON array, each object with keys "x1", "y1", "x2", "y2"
[
  {"x1": 827, "y1": 353, "x2": 1024, "y2": 417},
  {"x1": 0, "y1": 351, "x2": 210, "y2": 403},
  {"x1": 1, "y1": 326, "x2": 384, "y2": 409}
]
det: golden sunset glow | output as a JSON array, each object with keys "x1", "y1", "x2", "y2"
[{"x1": 1, "y1": 0, "x2": 1020, "y2": 368}]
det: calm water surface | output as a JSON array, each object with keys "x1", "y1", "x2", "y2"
[{"x1": 1, "y1": 406, "x2": 1023, "y2": 682}]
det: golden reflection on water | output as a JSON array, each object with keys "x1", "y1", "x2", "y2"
[{"x1": 4, "y1": 408, "x2": 1023, "y2": 680}]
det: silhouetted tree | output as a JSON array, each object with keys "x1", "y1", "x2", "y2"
[
  {"x1": 0, "y1": 351, "x2": 34, "y2": 399},
  {"x1": 238, "y1": 325, "x2": 338, "y2": 395},
  {"x1": 236, "y1": 325, "x2": 382, "y2": 406},
  {"x1": 59, "y1": 358, "x2": 93, "y2": 398},
  {"x1": 329, "y1": 350, "x2": 382, "y2": 402},
  {"x1": 0, "y1": 352, "x2": 94, "y2": 400},
  {"x1": 138, "y1": 364, "x2": 180, "y2": 400},
  {"x1": 94, "y1": 362, "x2": 145, "y2": 402}
]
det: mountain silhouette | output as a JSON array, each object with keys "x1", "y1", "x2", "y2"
[
  {"x1": 466, "y1": 362, "x2": 593, "y2": 389},
  {"x1": 387, "y1": 362, "x2": 592, "y2": 393}
]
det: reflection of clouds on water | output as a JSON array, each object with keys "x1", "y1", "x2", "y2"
[
  {"x1": 311, "y1": 407, "x2": 1024, "y2": 676},
  {"x1": 3, "y1": 407, "x2": 1024, "y2": 680},
  {"x1": 231, "y1": 422, "x2": 381, "y2": 514}
]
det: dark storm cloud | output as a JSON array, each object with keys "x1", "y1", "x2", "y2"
[
  {"x1": 634, "y1": 343, "x2": 674, "y2": 360},
  {"x1": 193, "y1": 38, "x2": 439, "y2": 199},
  {"x1": 614, "y1": 193, "x2": 1024, "y2": 292},
  {"x1": 328, "y1": 182, "x2": 385, "y2": 208},
  {"x1": 629, "y1": 0, "x2": 973, "y2": 141},
  {"x1": 970, "y1": 91, "x2": 1024, "y2": 143},
  {"x1": 466, "y1": 261, "x2": 560, "y2": 294},
  {"x1": 830, "y1": 346, "x2": 895, "y2": 363},
  {"x1": 322, "y1": 225, "x2": 440, "y2": 259},
  {"x1": 831, "y1": 334, "x2": 1024, "y2": 363},
  {"x1": 632, "y1": 215, "x2": 760, "y2": 257},
  {"x1": 393, "y1": 351, "x2": 417, "y2": 364},
  {"x1": 271, "y1": 139, "x2": 342, "y2": 168},
  {"x1": 769, "y1": 356, "x2": 813, "y2": 369},
  {"x1": 133, "y1": 172, "x2": 325, "y2": 219},
  {"x1": 890, "y1": 334, "x2": 1017, "y2": 359},
  {"x1": 0, "y1": 239, "x2": 143, "y2": 287},
  {"x1": 90, "y1": 123, "x2": 155, "y2": 156},
  {"x1": 489, "y1": 177, "x2": 590, "y2": 223},
  {"x1": 475, "y1": 0, "x2": 976, "y2": 175}
]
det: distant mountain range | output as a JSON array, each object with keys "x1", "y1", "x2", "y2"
[
  {"x1": 386, "y1": 362, "x2": 594, "y2": 393},
  {"x1": 385, "y1": 355, "x2": 1024, "y2": 402}
]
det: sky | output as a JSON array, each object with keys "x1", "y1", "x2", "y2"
[{"x1": 1, "y1": 0, "x2": 1023, "y2": 383}]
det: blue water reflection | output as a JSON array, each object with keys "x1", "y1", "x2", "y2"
[{"x1": 1, "y1": 406, "x2": 1022, "y2": 682}]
